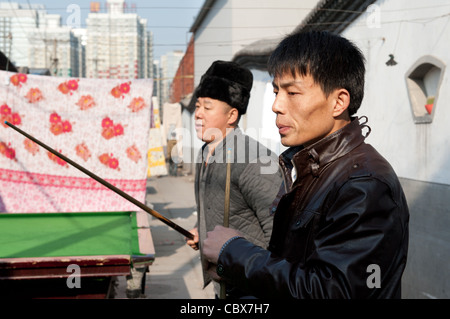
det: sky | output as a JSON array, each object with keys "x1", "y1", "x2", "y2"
[{"x1": 15, "y1": 0, "x2": 204, "y2": 61}]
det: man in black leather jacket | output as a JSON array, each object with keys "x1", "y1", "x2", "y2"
[{"x1": 202, "y1": 31, "x2": 409, "y2": 298}]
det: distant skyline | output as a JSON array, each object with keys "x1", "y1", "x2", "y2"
[{"x1": 11, "y1": 0, "x2": 204, "y2": 61}]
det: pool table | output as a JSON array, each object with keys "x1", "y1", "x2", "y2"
[{"x1": 0, "y1": 211, "x2": 155, "y2": 298}]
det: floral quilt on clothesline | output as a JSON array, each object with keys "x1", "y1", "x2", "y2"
[{"x1": 0, "y1": 70, "x2": 153, "y2": 213}]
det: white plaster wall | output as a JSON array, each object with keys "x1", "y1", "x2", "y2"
[
  {"x1": 193, "y1": 0, "x2": 320, "y2": 86},
  {"x1": 242, "y1": 69, "x2": 286, "y2": 155},
  {"x1": 342, "y1": 0, "x2": 450, "y2": 184}
]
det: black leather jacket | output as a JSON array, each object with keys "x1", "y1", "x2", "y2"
[{"x1": 217, "y1": 117, "x2": 410, "y2": 298}]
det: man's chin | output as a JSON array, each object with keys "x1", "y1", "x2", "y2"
[
  {"x1": 195, "y1": 130, "x2": 203, "y2": 140},
  {"x1": 280, "y1": 136, "x2": 291, "y2": 147},
  {"x1": 196, "y1": 132, "x2": 212, "y2": 143}
]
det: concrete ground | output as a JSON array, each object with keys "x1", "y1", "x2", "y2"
[{"x1": 114, "y1": 173, "x2": 214, "y2": 299}]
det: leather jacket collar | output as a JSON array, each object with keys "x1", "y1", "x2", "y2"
[{"x1": 279, "y1": 117, "x2": 370, "y2": 189}]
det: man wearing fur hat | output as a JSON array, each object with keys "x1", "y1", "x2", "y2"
[{"x1": 185, "y1": 60, "x2": 282, "y2": 299}]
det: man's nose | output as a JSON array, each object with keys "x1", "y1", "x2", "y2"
[
  {"x1": 272, "y1": 95, "x2": 283, "y2": 114},
  {"x1": 195, "y1": 107, "x2": 202, "y2": 118}
]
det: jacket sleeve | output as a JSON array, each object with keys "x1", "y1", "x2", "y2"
[
  {"x1": 217, "y1": 177, "x2": 407, "y2": 298},
  {"x1": 238, "y1": 158, "x2": 283, "y2": 244}
]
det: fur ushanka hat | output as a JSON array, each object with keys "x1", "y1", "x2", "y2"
[{"x1": 196, "y1": 60, "x2": 253, "y2": 115}]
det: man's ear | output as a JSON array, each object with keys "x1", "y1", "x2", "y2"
[
  {"x1": 333, "y1": 89, "x2": 350, "y2": 117},
  {"x1": 227, "y1": 108, "x2": 240, "y2": 126}
]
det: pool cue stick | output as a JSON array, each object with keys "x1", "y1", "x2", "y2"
[
  {"x1": 5, "y1": 121, "x2": 194, "y2": 240},
  {"x1": 219, "y1": 148, "x2": 232, "y2": 299}
]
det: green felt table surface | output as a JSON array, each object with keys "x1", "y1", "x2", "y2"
[{"x1": 0, "y1": 211, "x2": 142, "y2": 259}]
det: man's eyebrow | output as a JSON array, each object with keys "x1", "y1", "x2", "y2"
[{"x1": 272, "y1": 80, "x2": 304, "y2": 89}]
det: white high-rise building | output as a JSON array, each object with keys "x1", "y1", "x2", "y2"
[
  {"x1": 160, "y1": 50, "x2": 183, "y2": 105},
  {"x1": 0, "y1": 1, "x2": 154, "y2": 79},
  {"x1": 71, "y1": 28, "x2": 87, "y2": 78},
  {"x1": 0, "y1": 2, "x2": 72, "y2": 76},
  {"x1": 29, "y1": 14, "x2": 73, "y2": 76},
  {"x1": 0, "y1": 3, "x2": 37, "y2": 68},
  {"x1": 85, "y1": 0, "x2": 153, "y2": 79}
]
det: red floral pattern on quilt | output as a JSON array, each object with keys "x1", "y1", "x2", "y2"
[{"x1": 0, "y1": 70, "x2": 153, "y2": 213}]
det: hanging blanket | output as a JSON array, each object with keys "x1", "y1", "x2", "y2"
[{"x1": 0, "y1": 71, "x2": 153, "y2": 213}]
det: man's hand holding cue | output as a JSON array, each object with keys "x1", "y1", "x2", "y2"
[{"x1": 186, "y1": 228, "x2": 199, "y2": 251}]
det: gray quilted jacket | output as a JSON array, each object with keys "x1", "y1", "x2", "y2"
[{"x1": 195, "y1": 128, "x2": 282, "y2": 288}]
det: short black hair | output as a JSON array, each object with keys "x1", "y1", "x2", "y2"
[{"x1": 268, "y1": 31, "x2": 365, "y2": 116}]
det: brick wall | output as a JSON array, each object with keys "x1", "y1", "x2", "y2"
[{"x1": 170, "y1": 36, "x2": 194, "y2": 103}]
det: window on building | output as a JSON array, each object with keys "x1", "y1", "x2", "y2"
[{"x1": 405, "y1": 56, "x2": 445, "y2": 124}]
